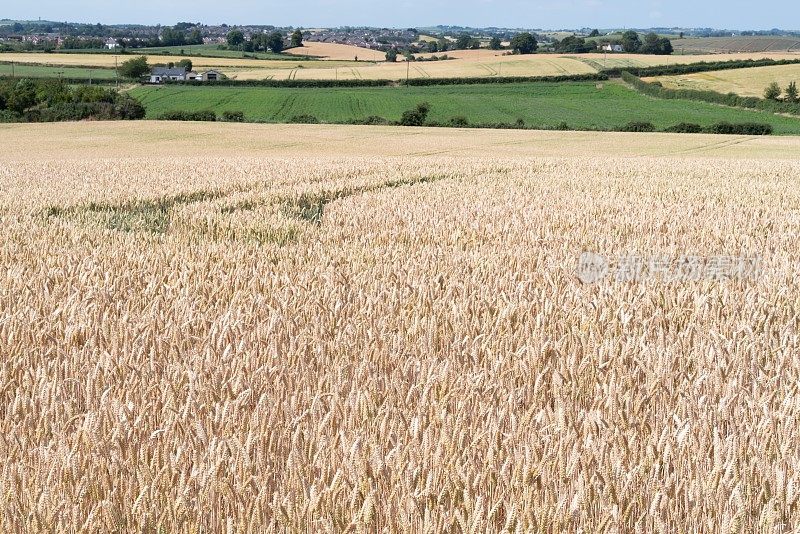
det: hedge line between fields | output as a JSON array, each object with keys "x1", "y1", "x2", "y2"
[
  {"x1": 621, "y1": 71, "x2": 800, "y2": 116},
  {"x1": 603, "y1": 58, "x2": 800, "y2": 78},
  {"x1": 156, "y1": 109, "x2": 775, "y2": 135},
  {"x1": 150, "y1": 72, "x2": 609, "y2": 88}
]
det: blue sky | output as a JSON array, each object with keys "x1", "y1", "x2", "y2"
[{"x1": 3, "y1": 0, "x2": 793, "y2": 30}]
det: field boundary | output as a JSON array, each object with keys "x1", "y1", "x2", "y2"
[{"x1": 622, "y1": 71, "x2": 800, "y2": 116}]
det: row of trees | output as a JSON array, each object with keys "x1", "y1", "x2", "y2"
[
  {"x1": 764, "y1": 81, "x2": 799, "y2": 102},
  {"x1": 387, "y1": 32, "x2": 537, "y2": 61},
  {"x1": 619, "y1": 31, "x2": 673, "y2": 55},
  {"x1": 225, "y1": 29, "x2": 303, "y2": 53}
]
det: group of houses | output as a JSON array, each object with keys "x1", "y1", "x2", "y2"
[{"x1": 148, "y1": 67, "x2": 223, "y2": 84}]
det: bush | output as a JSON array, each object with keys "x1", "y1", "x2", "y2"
[
  {"x1": 0, "y1": 110, "x2": 18, "y2": 123},
  {"x1": 556, "y1": 121, "x2": 569, "y2": 130},
  {"x1": 618, "y1": 121, "x2": 655, "y2": 132},
  {"x1": 288, "y1": 114, "x2": 319, "y2": 124},
  {"x1": 158, "y1": 110, "x2": 217, "y2": 121},
  {"x1": 764, "y1": 82, "x2": 782, "y2": 100},
  {"x1": 114, "y1": 94, "x2": 146, "y2": 120},
  {"x1": 663, "y1": 122, "x2": 703, "y2": 133},
  {"x1": 449, "y1": 116, "x2": 469, "y2": 127},
  {"x1": 222, "y1": 110, "x2": 245, "y2": 122},
  {"x1": 359, "y1": 115, "x2": 389, "y2": 125},
  {"x1": 399, "y1": 102, "x2": 431, "y2": 126},
  {"x1": 705, "y1": 122, "x2": 773, "y2": 135}
]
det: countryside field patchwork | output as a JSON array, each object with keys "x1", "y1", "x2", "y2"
[
  {"x1": 1, "y1": 122, "x2": 799, "y2": 531},
  {"x1": 2, "y1": 50, "x2": 800, "y2": 81}
]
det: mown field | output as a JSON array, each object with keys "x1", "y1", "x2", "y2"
[
  {"x1": 130, "y1": 81, "x2": 800, "y2": 133},
  {"x1": 1, "y1": 121, "x2": 799, "y2": 532},
  {"x1": 648, "y1": 63, "x2": 800, "y2": 97},
  {"x1": 671, "y1": 36, "x2": 800, "y2": 54}
]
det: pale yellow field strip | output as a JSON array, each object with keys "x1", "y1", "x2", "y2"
[
  {"x1": 283, "y1": 41, "x2": 386, "y2": 61},
  {"x1": 647, "y1": 63, "x2": 800, "y2": 97},
  {"x1": 1, "y1": 122, "x2": 797, "y2": 161}
]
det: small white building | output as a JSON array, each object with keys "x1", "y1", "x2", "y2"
[
  {"x1": 601, "y1": 43, "x2": 624, "y2": 52},
  {"x1": 105, "y1": 38, "x2": 120, "y2": 50}
]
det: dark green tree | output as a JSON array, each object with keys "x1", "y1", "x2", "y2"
[
  {"x1": 620, "y1": 30, "x2": 641, "y2": 52},
  {"x1": 187, "y1": 29, "x2": 203, "y2": 45},
  {"x1": 266, "y1": 32, "x2": 284, "y2": 53},
  {"x1": 226, "y1": 30, "x2": 245, "y2": 47},
  {"x1": 588, "y1": 29, "x2": 600, "y2": 37},
  {"x1": 119, "y1": 56, "x2": 150, "y2": 79},
  {"x1": 291, "y1": 30, "x2": 303, "y2": 48},
  {"x1": 455, "y1": 33, "x2": 473, "y2": 50},
  {"x1": 176, "y1": 59, "x2": 193, "y2": 71},
  {"x1": 510, "y1": 33, "x2": 537, "y2": 54},
  {"x1": 7, "y1": 79, "x2": 38, "y2": 114},
  {"x1": 385, "y1": 48, "x2": 398, "y2": 62},
  {"x1": 764, "y1": 81, "x2": 782, "y2": 100},
  {"x1": 489, "y1": 36, "x2": 502, "y2": 50},
  {"x1": 784, "y1": 81, "x2": 798, "y2": 103},
  {"x1": 161, "y1": 27, "x2": 186, "y2": 46}
]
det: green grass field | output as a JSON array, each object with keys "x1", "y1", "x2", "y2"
[
  {"x1": 130, "y1": 81, "x2": 800, "y2": 133},
  {"x1": 0, "y1": 62, "x2": 117, "y2": 79}
]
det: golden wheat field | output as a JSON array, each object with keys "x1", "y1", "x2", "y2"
[
  {"x1": 2, "y1": 122, "x2": 800, "y2": 532},
  {"x1": 647, "y1": 63, "x2": 800, "y2": 97}
]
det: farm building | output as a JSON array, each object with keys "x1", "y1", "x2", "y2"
[
  {"x1": 601, "y1": 43, "x2": 624, "y2": 52},
  {"x1": 149, "y1": 67, "x2": 191, "y2": 83},
  {"x1": 196, "y1": 70, "x2": 222, "y2": 81}
]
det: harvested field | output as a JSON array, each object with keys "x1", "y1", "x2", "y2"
[
  {"x1": 671, "y1": 36, "x2": 800, "y2": 54},
  {"x1": 284, "y1": 41, "x2": 386, "y2": 61},
  {"x1": 647, "y1": 63, "x2": 800, "y2": 97},
  {"x1": 1, "y1": 122, "x2": 799, "y2": 532}
]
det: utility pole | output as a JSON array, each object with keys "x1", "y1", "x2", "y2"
[
  {"x1": 10, "y1": 61, "x2": 14, "y2": 78},
  {"x1": 115, "y1": 56, "x2": 119, "y2": 87},
  {"x1": 406, "y1": 58, "x2": 410, "y2": 86}
]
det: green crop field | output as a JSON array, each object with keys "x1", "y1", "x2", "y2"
[
  {"x1": 0, "y1": 62, "x2": 117, "y2": 79},
  {"x1": 130, "y1": 81, "x2": 800, "y2": 133}
]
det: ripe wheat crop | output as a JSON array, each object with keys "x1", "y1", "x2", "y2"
[{"x1": 1, "y1": 123, "x2": 799, "y2": 532}]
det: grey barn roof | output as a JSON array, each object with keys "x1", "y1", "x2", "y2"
[{"x1": 151, "y1": 67, "x2": 187, "y2": 76}]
